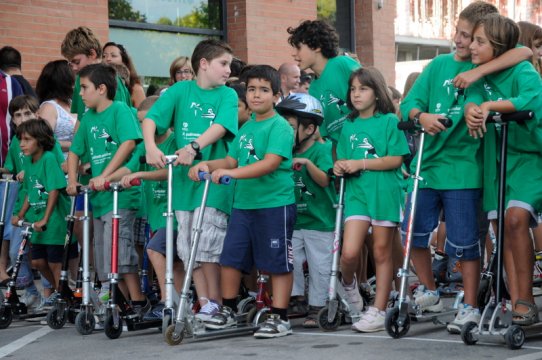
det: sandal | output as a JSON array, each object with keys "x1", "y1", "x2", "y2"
[
  {"x1": 512, "y1": 299, "x2": 539, "y2": 326},
  {"x1": 303, "y1": 306, "x2": 321, "y2": 328}
]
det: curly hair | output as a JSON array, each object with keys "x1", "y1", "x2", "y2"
[
  {"x1": 287, "y1": 20, "x2": 339, "y2": 59},
  {"x1": 16, "y1": 118, "x2": 56, "y2": 152}
]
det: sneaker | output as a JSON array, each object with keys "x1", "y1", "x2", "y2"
[
  {"x1": 22, "y1": 293, "x2": 42, "y2": 314},
  {"x1": 351, "y1": 306, "x2": 386, "y2": 333},
  {"x1": 342, "y1": 276, "x2": 364, "y2": 312},
  {"x1": 204, "y1": 306, "x2": 237, "y2": 330},
  {"x1": 35, "y1": 292, "x2": 60, "y2": 312},
  {"x1": 413, "y1": 286, "x2": 444, "y2": 312},
  {"x1": 195, "y1": 300, "x2": 221, "y2": 322},
  {"x1": 253, "y1": 313, "x2": 292, "y2": 338},
  {"x1": 447, "y1": 304, "x2": 481, "y2": 334},
  {"x1": 143, "y1": 302, "x2": 165, "y2": 321},
  {"x1": 432, "y1": 251, "x2": 448, "y2": 284},
  {"x1": 533, "y1": 260, "x2": 542, "y2": 284},
  {"x1": 132, "y1": 298, "x2": 152, "y2": 318},
  {"x1": 98, "y1": 284, "x2": 110, "y2": 304}
]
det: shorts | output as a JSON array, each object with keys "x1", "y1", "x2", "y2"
[
  {"x1": 176, "y1": 207, "x2": 228, "y2": 270},
  {"x1": 31, "y1": 241, "x2": 78, "y2": 263},
  {"x1": 401, "y1": 188, "x2": 481, "y2": 260},
  {"x1": 487, "y1": 200, "x2": 538, "y2": 228},
  {"x1": 133, "y1": 217, "x2": 148, "y2": 246},
  {"x1": 93, "y1": 209, "x2": 139, "y2": 276},
  {"x1": 345, "y1": 215, "x2": 397, "y2": 227},
  {"x1": 146, "y1": 227, "x2": 179, "y2": 260},
  {"x1": 75, "y1": 193, "x2": 93, "y2": 212},
  {"x1": 220, "y1": 204, "x2": 296, "y2": 274}
]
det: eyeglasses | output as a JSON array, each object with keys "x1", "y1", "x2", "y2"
[{"x1": 176, "y1": 69, "x2": 193, "y2": 76}]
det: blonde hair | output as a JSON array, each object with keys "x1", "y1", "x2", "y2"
[
  {"x1": 169, "y1": 56, "x2": 194, "y2": 85},
  {"x1": 61, "y1": 27, "x2": 102, "y2": 59}
]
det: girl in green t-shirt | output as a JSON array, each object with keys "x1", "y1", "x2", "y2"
[
  {"x1": 334, "y1": 68, "x2": 409, "y2": 333},
  {"x1": 12, "y1": 119, "x2": 69, "y2": 293},
  {"x1": 466, "y1": 14, "x2": 542, "y2": 326}
]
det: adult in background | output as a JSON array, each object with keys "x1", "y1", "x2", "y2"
[
  {"x1": 0, "y1": 46, "x2": 37, "y2": 98},
  {"x1": 278, "y1": 62, "x2": 301, "y2": 99}
]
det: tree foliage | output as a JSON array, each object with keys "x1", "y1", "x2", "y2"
[{"x1": 317, "y1": 0, "x2": 336, "y2": 24}]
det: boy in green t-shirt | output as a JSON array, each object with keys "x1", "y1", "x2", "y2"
[
  {"x1": 66, "y1": 63, "x2": 150, "y2": 314},
  {"x1": 189, "y1": 65, "x2": 296, "y2": 338},
  {"x1": 399, "y1": 1, "x2": 532, "y2": 333},
  {"x1": 143, "y1": 39, "x2": 238, "y2": 321},
  {"x1": 287, "y1": 20, "x2": 361, "y2": 143},
  {"x1": 275, "y1": 93, "x2": 337, "y2": 328}
]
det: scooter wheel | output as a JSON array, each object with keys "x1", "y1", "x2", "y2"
[
  {"x1": 164, "y1": 324, "x2": 184, "y2": 346},
  {"x1": 247, "y1": 307, "x2": 268, "y2": 326},
  {"x1": 385, "y1": 307, "x2": 410, "y2": 339},
  {"x1": 0, "y1": 306, "x2": 13, "y2": 329},
  {"x1": 104, "y1": 312, "x2": 123, "y2": 339},
  {"x1": 67, "y1": 309, "x2": 77, "y2": 324},
  {"x1": 46, "y1": 307, "x2": 67, "y2": 329},
  {"x1": 460, "y1": 321, "x2": 478, "y2": 345},
  {"x1": 75, "y1": 311, "x2": 95, "y2": 335},
  {"x1": 161, "y1": 314, "x2": 172, "y2": 335},
  {"x1": 317, "y1": 306, "x2": 341, "y2": 331},
  {"x1": 505, "y1": 325, "x2": 525, "y2": 350}
]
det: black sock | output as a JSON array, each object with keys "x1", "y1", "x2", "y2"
[
  {"x1": 223, "y1": 297, "x2": 238, "y2": 312},
  {"x1": 132, "y1": 300, "x2": 147, "y2": 306},
  {"x1": 271, "y1": 307, "x2": 288, "y2": 321}
]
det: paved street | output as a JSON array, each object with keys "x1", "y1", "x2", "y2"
[{"x1": 2, "y1": 309, "x2": 542, "y2": 360}]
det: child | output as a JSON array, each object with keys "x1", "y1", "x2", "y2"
[
  {"x1": 465, "y1": 13, "x2": 542, "y2": 326},
  {"x1": 142, "y1": 39, "x2": 238, "y2": 321},
  {"x1": 66, "y1": 63, "x2": 150, "y2": 314},
  {"x1": 188, "y1": 65, "x2": 296, "y2": 338},
  {"x1": 275, "y1": 93, "x2": 336, "y2": 328},
  {"x1": 108, "y1": 96, "x2": 185, "y2": 320},
  {"x1": 287, "y1": 20, "x2": 361, "y2": 143},
  {"x1": 334, "y1": 67, "x2": 409, "y2": 332},
  {"x1": 518, "y1": 21, "x2": 542, "y2": 76},
  {"x1": 399, "y1": 1, "x2": 532, "y2": 334},
  {"x1": 11, "y1": 119, "x2": 70, "y2": 297}
]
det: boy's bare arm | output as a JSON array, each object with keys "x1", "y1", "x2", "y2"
[
  {"x1": 142, "y1": 118, "x2": 165, "y2": 168},
  {"x1": 34, "y1": 189, "x2": 59, "y2": 231},
  {"x1": 293, "y1": 158, "x2": 329, "y2": 187},
  {"x1": 100, "y1": 140, "x2": 136, "y2": 179},
  {"x1": 216, "y1": 154, "x2": 282, "y2": 181},
  {"x1": 13, "y1": 195, "x2": 30, "y2": 225},
  {"x1": 335, "y1": 156, "x2": 403, "y2": 174},
  {"x1": 176, "y1": 124, "x2": 228, "y2": 166},
  {"x1": 67, "y1": 151, "x2": 80, "y2": 195},
  {"x1": 453, "y1": 47, "x2": 533, "y2": 89},
  {"x1": 188, "y1": 156, "x2": 237, "y2": 182}
]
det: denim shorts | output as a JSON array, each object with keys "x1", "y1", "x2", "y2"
[
  {"x1": 220, "y1": 204, "x2": 296, "y2": 274},
  {"x1": 401, "y1": 188, "x2": 481, "y2": 260},
  {"x1": 75, "y1": 193, "x2": 93, "y2": 212},
  {"x1": 146, "y1": 227, "x2": 179, "y2": 260}
]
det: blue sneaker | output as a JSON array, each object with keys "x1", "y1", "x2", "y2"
[{"x1": 143, "y1": 302, "x2": 165, "y2": 321}]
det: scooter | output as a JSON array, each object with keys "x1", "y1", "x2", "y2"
[
  {"x1": 164, "y1": 171, "x2": 259, "y2": 345},
  {"x1": 101, "y1": 179, "x2": 163, "y2": 339},
  {"x1": 461, "y1": 111, "x2": 534, "y2": 350},
  {"x1": 385, "y1": 118, "x2": 464, "y2": 338},
  {"x1": 0, "y1": 220, "x2": 46, "y2": 328}
]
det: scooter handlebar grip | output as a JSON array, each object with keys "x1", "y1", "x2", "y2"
[
  {"x1": 102, "y1": 182, "x2": 111, "y2": 191},
  {"x1": 438, "y1": 118, "x2": 453, "y2": 128},
  {"x1": 292, "y1": 163, "x2": 303, "y2": 171},
  {"x1": 129, "y1": 178, "x2": 141, "y2": 186},
  {"x1": 397, "y1": 120, "x2": 416, "y2": 131},
  {"x1": 486, "y1": 111, "x2": 534, "y2": 124},
  {"x1": 198, "y1": 171, "x2": 231, "y2": 185}
]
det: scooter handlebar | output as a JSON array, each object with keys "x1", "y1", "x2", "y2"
[
  {"x1": 198, "y1": 171, "x2": 231, "y2": 185},
  {"x1": 292, "y1": 163, "x2": 303, "y2": 171},
  {"x1": 16, "y1": 220, "x2": 46, "y2": 231},
  {"x1": 326, "y1": 168, "x2": 360, "y2": 178},
  {"x1": 398, "y1": 117, "x2": 453, "y2": 131},
  {"x1": 486, "y1": 111, "x2": 533, "y2": 124},
  {"x1": 102, "y1": 178, "x2": 141, "y2": 191}
]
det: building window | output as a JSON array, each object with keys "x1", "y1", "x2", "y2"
[{"x1": 317, "y1": 0, "x2": 355, "y2": 52}]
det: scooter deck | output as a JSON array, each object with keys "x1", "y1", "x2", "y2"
[{"x1": 409, "y1": 308, "x2": 457, "y2": 324}]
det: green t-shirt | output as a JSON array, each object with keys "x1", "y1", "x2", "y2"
[
  {"x1": 125, "y1": 133, "x2": 178, "y2": 231},
  {"x1": 23, "y1": 151, "x2": 70, "y2": 245},
  {"x1": 228, "y1": 112, "x2": 295, "y2": 209},
  {"x1": 309, "y1": 56, "x2": 361, "y2": 143},
  {"x1": 467, "y1": 61, "x2": 542, "y2": 212},
  {"x1": 337, "y1": 113, "x2": 409, "y2": 222},
  {"x1": 6, "y1": 137, "x2": 65, "y2": 214},
  {"x1": 70, "y1": 101, "x2": 142, "y2": 217},
  {"x1": 145, "y1": 80, "x2": 238, "y2": 214},
  {"x1": 293, "y1": 140, "x2": 336, "y2": 231},
  {"x1": 400, "y1": 53, "x2": 482, "y2": 190}
]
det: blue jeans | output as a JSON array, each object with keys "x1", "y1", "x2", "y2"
[{"x1": 401, "y1": 188, "x2": 481, "y2": 260}]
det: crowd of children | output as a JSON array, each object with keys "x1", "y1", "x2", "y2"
[{"x1": 1, "y1": 0, "x2": 542, "y2": 342}]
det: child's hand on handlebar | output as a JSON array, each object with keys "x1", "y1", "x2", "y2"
[
  {"x1": 66, "y1": 181, "x2": 80, "y2": 196},
  {"x1": 146, "y1": 147, "x2": 166, "y2": 169},
  {"x1": 211, "y1": 169, "x2": 233, "y2": 184},
  {"x1": 188, "y1": 163, "x2": 209, "y2": 182},
  {"x1": 89, "y1": 176, "x2": 107, "y2": 191},
  {"x1": 120, "y1": 174, "x2": 138, "y2": 189},
  {"x1": 33, "y1": 219, "x2": 47, "y2": 232}
]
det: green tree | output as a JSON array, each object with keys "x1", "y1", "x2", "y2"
[
  {"x1": 176, "y1": 2, "x2": 221, "y2": 29},
  {"x1": 317, "y1": 0, "x2": 336, "y2": 24},
  {"x1": 109, "y1": 0, "x2": 146, "y2": 22}
]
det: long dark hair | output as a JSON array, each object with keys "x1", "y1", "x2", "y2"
[
  {"x1": 36, "y1": 60, "x2": 75, "y2": 105},
  {"x1": 346, "y1": 67, "x2": 395, "y2": 120}
]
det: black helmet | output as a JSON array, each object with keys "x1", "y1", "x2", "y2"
[{"x1": 276, "y1": 93, "x2": 324, "y2": 126}]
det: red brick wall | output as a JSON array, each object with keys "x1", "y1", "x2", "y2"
[
  {"x1": 0, "y1": 0, "x2": 109, "y2": 86},
  {"x1": 227, "y1": 0, "x2": 317, "y2": 69},
  {"x1": 356, "y1": 0, "x2": 396, "y2": 86}
]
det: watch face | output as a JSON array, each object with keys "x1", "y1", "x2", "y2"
[{"x1": 191, "y1": 141, "x2": 200, "y2": 150}]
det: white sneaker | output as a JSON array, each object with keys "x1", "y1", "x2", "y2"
[
  {"x1": 253, "y1": 314, "x2": 292, "y2": 338},
  {"x1": 414, "y1": 286, "x2": 444, "y2": 312},
  {"x1": 447, "y1": 304, "x2": 481, "y2": 334},
  {"x1": 351, "y1": 306, "x2": 385, "y2": 332},
  {"x1": 533, "y1": 261, "x2": 542, "y2": 284},
  {"x1": 342, "y1": 276, "x2": 364, "y2": 312},
  {"x1": 195, "y1": 300, "x2": 220, "y2": 322},
  {"x1": 204, "y1": 306, "x2": 237, "y2": 330}
]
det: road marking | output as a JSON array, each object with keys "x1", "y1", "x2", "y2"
[
  {"x1": 295, "y1": 331, "x2": 542, "y2": 350},
  {"x1": 0, "y1": 326, "x2": 53, "y2": 358}
]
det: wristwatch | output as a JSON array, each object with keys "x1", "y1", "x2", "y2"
[
  {"x1": 413, "y1": 111, "x2": 424, "y2": 125},
  {"x1": 190, "y1": 141, "x2": 201, "y2": 155}
]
